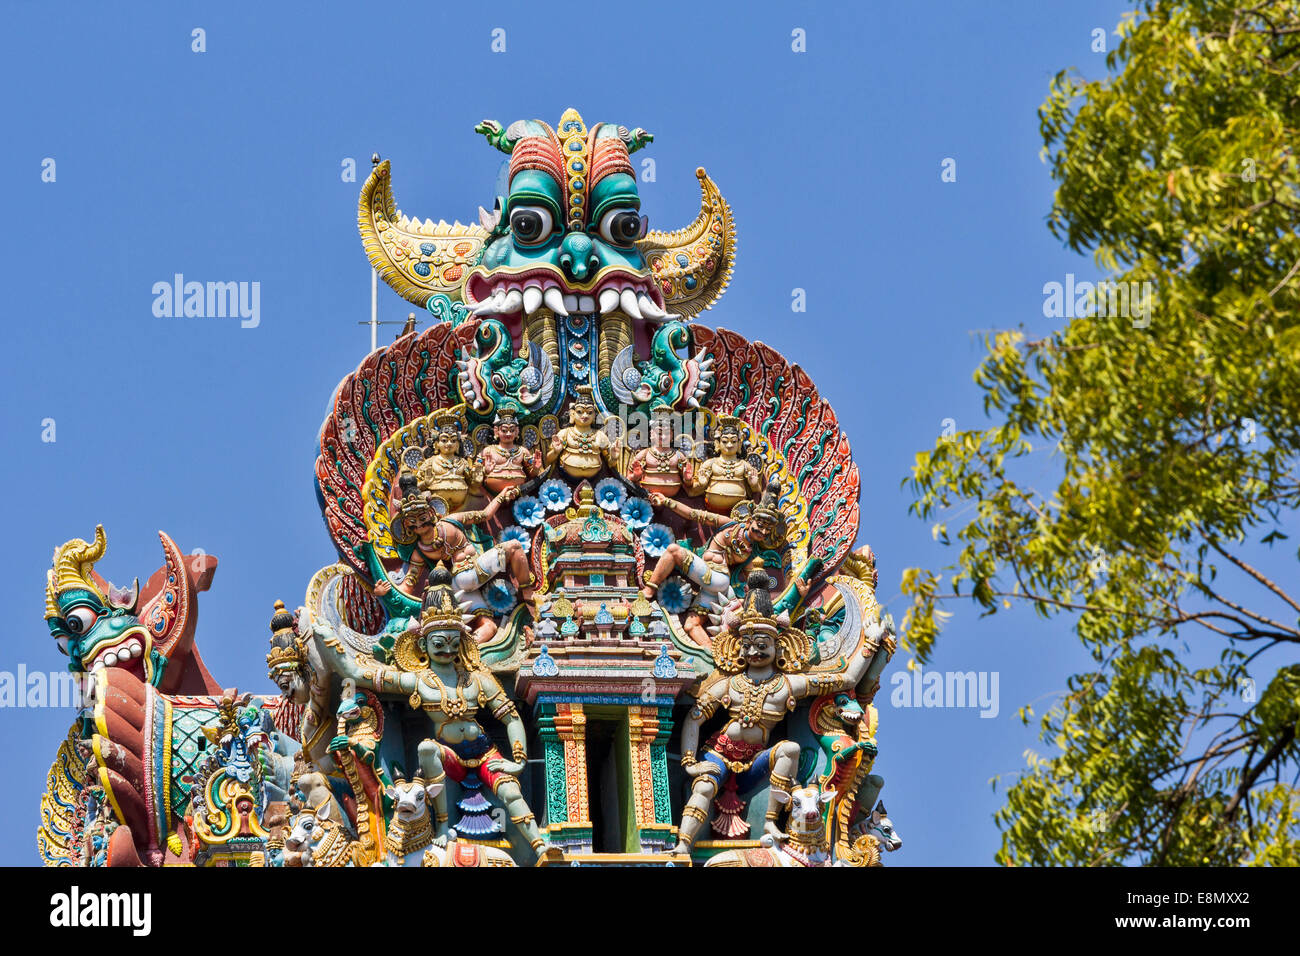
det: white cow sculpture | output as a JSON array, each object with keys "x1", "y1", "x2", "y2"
[
  {"x1": 379, "y1": 777, "x2": 517, "y2": 868},
  {"x1": 704, "y1": 785, "x2": 903, "y2": 867}
]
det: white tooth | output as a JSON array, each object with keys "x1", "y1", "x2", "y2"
[
  {"x1": 104, "y1": 652, "x2": 119, "y2": 667},
  {"x1": 687, "y1": 396, "x2": 700, "y2": 408},
  {"x1": 522, "y1": 286, "x2": 543, "y2": 314},
  {"x1": 92, "y1": 661, "x2": 105, "y2": 672},
  {"x1": 637, "y1": 294, "x2": 667, "y2": 319},
  {"x1": 578, "y1": 295, "x2": 596, "y2": 313},
  {"x1": 598, "y1": 288, "x2": 621, "y2": 314},
  {"x1": 620, "y1": 288, "x2": 644, "y2": 320},
  {"x1": 699, "y1": 357, "x2": 714, "y2": 369},
  {"x1": 562, "y1": 294, "x2": 579, "y2": 312},
  {"x1": 500, "y1": 289, "x2": 523, "y2": 313},
  {"x1": 543, "y1": 286, "x2": 569, "y2": 315},
  {"x1": 471, "y1": 299, "x2": 497, "y2": 315}
]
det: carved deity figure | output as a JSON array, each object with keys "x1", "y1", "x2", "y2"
[
  {"x1": 266, "y1": 600, "x2": 310, "y2": 733},
  {"x1": 331, "y1": 679, "x2": 387, "y2": 775},
  {"x1": 385, "y1": 476, "x2": 536, "y2": 621},
  {"x1": 545, "y1": 386, "x2": 618, "y2": 481},
  {"x1": 626, "y1": 406, "x2": 695, "y2": 499},
  {"x1": 673, "y1": 571, "x2": 875, "y2": 856},
  {"x1": 641, "y1": 480, "x2": 795, "y2": 645},
  {"x1": 476, "y1": 409, "x2": 542, "y2": 495},
  {"x1": 687, "y1": 416, "x2": 762, "y2": 514},
  {"x1": 414, "y1": 410, "x2": 483, "y2": 512},
  {"x1": 311, "y1": 572, "x2": 557, "y2": 863}
]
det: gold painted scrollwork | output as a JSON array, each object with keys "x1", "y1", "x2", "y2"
[
  {"x1": 638, "y1": 168, "x2": 735, "y2": 319},
  {"x1": 359, "y1": 160, "x2": 490, "y2": 307}
]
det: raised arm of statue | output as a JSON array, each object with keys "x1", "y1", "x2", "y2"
[
  {"x1": 786, "y1": 624, "x2": 879, "y2": 700},
  {"x1": 447, "y1": 486, "x2": 519, "y2": 527},
  {"x1": 648, "y1": 491, "x2": 728, "y2": 527},
  {"x1": 467, "y1": 459, "x2": 485, "y2": 497},
  {"x1": 600, "y1": 431, "x2": 619, "y2": 471},
  {"x1": 310, "y1": 623, "x2": 417, "y2": 696},
  {"x1": 627, "y1": 450, "x2": 646, "y2": 483},
  {"x1": 684, "y1": 459, "x2": 711, "y2": 497},
  {"x1": 545, "y1": 433, "x2": 564, "y2": 466}
]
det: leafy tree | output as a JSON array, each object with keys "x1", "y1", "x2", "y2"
[{"x1": 902, "y1": 0, "x2": 1300, "y2": 865}]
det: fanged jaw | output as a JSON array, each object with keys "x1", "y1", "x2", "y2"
[
  {"x1": 464, "y1": 268, "x2": 679, "y2": 322},
  {"x1": 82, "y1": 627, "x2": 149, "y2": 679}
]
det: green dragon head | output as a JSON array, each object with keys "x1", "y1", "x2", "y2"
[
  {"x1": 359, "y1": 107, "x2": 735, "y2": 328},
  {"x1": 45, "y1": 526, "x2": 218, "y2": 693}
]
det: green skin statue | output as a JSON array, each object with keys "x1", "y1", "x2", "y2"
[{"x1": 310, "y1": 621, "x2": 555, "y2": 862}]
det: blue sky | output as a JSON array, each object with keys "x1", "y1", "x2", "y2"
[{"x1": 0, "y1": 0, "x2": 1151, "y2": 865}]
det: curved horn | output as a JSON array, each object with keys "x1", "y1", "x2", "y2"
[
  {"x1": 359, "y1": 159, "x2": 490, "y2": 309},
  {"x1": 51, "y1": 525, "x2": 108, "y2": 604},
  {"x1": 44, "y1": 570, "x2": 60, "y2": 621},
  {"x1": 636, "y1": 168, "x2": 735, "y2": 319}
]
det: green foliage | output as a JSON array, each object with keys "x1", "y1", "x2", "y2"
[{"x1": 902, "y1": 0, "x2": 1300, "y2": 865}]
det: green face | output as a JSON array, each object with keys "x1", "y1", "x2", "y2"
[
  {"x1": 835, "y1": 693, "x2": 864, "y2": 722},
  {"x1": 464, "y1": 170, "x2": 669, "y2": 321},
  {"x1": 422, "y1": 627, "x2": 462, "y2": 665},
  {"x1": 49, "y1": 590, "x2": 154, "y2": 683}
]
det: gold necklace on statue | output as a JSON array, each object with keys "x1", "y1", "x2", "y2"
[
  {"x1": 420, "y1": 668, "x2": 470, "y2": 719},
  {"x1": 733, "y1": 673, "x2": 782, "y2": 728}
]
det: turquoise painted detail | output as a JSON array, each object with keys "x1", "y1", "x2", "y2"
[{"x1": 425, "y1": 292, "x2": 471, "y2": 328}]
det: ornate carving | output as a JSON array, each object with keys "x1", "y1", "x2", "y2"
[{"x1": 38, "y1": 107, "x2": 899, "y2": 871}]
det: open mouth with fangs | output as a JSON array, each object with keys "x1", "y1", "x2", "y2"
[
  {"x1": 463, "y1": 265, "x2": 684, "y2": 360},
  {"x1": 80, "y1": 626, "x2": 151, "y2": 682},
  {"x1": 464, "y1": 266, "x2": 679, "y2": 323}
]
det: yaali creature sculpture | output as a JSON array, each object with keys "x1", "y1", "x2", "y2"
[{"x1": 37, "y1": 109, "x2": 901, "y2": 867}]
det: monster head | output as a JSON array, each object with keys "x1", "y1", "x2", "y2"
[
  {"x1": 359, "y1": 108, "x2": 735, "y2": 327},
  {"x1": 45, "y1": 526, "x2": 219, "y2": 693},
  {"x1": 467, "y1": 110, "x2": 662, "y2": 319}
]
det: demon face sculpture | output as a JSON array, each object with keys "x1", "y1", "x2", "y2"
[
  {"x1": 44, "y1": 525, "x2": 220, "y2": 694},
  {"x1": 358, "y1": 108, "x2": 732, "y2": 419}
]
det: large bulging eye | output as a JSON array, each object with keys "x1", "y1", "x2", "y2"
[
  {"x1": 598, "y1": 208, "x2": 644, "y2": 246},
  {"x1": 65, "y1": 607, "x2": 98, "y2": 635},
  {"x1": 509, "y1": 205, "x2": 554, "y2": 246}
]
